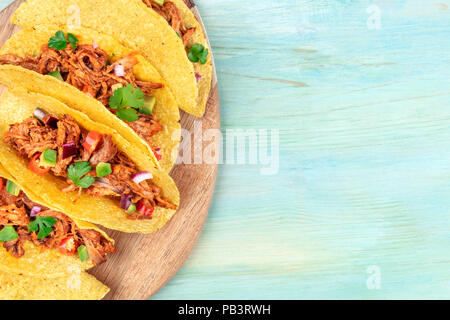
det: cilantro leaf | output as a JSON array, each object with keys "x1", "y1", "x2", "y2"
[
  {"x1": 67, "y1": 161, "x2": 95, "y2": 189},
  {"x1": 77, "y1": 175, "x2": 96, "y2": 189},
  {"x1": 190, "y1": 43, "x2": 204, "y2": 55},
  {"x1": 199, "y1": 48, "x2": 209, "y2": 64},
  {"x1": 67, "y1": 33, "x2": 79, "y2": 49},
  {"x1": 188, "y1": 44, "x2": 209, "y2": 65},
  {"x1": 109, "y1": 84, "x2": 144, "y2": 122},
  {"x1": 48, "y1": 31, "x2": 79, "y2": 50},
  {"x1": 0, "y1": 225, "x2": 18, "y2": 242},
  {"x1": 117, "y1": 108, "x2": 139, "y2": 122},
  {"x1": 109, "y1": 86, "x2": 123, "y2": 109},
  {"x1": 28, "y1": 216, "x2": 57, "y2": 240},
  {"x1": 48, "y1": 31, "x2": 68, "y2": 50}
]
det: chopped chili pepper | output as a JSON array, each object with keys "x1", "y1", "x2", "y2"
[{"x1": 29, "y1": 154, "x2": 51, "y2": 175}]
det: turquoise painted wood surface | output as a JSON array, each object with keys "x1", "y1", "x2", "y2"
[{"x1": 1, "y1": 0, "x2": 449, "y2": 299}]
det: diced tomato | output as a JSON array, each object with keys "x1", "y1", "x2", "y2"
[
  {"x1": 83, "y1": 131, "x2": 103, "y2": 154},
  {"x1": 59, "y1": 235, "x2": 78, "y2": 256},
  {"x1": 136, "y1": 200, "x2": 154, "y2": 217},
  {"x1": 154, "y1": 148, "x2": 162, "y2": 161},
  {"x1": 29, "y1": 154, "x2": 51, "y2": 175},
  {"x1": 0, "y1": 178, "x2": 4, "y2": 192}
]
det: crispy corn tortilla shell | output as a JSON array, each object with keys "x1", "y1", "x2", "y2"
[
  {"x1": 0, "y1": 163, "x2": 113, "y2": 277},
  {"x1": 0, "y1": 270, "x2": 109, "y2": 300},
  {"x1": 162, "y1": 0, "x2": 213, "y2": 117},
  {"x1": 13, "y1": 0, "x2": 202, "y2": 116},
  {"x1": 0, "y1": 88, "x2": 180, "y2": 234},
  {"x1": 0, "y1": 25, "x2": 181, "y2": 172}
]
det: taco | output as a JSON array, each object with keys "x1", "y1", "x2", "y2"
[
  {"x1": 13, "y1": 0, "x2": 212, "y2": 117},
  {"x1": 0, "y1": 87, "x2": 180, "y2": 234},
  {"x1": 0, "y1": 270, "x2": 109, "y2": 300},
  {"x1": 141, "y1": 0, "x2": 212, "y2": 116},
  {"x1": 0, "y1": 163, "x2": 115, "y2": 278},
  {"x1": 0, "y1": 25, "x2": 180, "y2": 172}
]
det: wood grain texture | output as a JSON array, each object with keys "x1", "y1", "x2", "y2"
[
  {"x1": 0, "y1": 0, "x2": 219, "y2": 300},
  {"x1": 0, "y1": 0, "x2": 449, "y2": 300}
]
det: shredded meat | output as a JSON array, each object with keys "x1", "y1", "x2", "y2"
[
  {"x1": 3, "y1": 118, "x2": 57, "y2": 158},
  {"x1": 89, "y1": 135, "x2": 117, "y2": 166},
  {"x1": 79, "y1": 229, "x2": 115, "y2": 265},
  {"x1": 0, "y1": 189, "x2": 21, "y2": 207},
  {"x1": 143, "y1": 0, "x2": 196, "y2": 46},
  {"x1": 3, "y1": 238, "x2": 25, "y2": 258},
  {"x1": 4, "y1": 115, "x2": 176, "y2": 220},
  {"x1": 53, "y1": 115, "x2": 82, "y2": 177},
  {"x1": 127, "y1": 114, "x2": 163, "y2": 148},
  {"x1": 0, "y1": 53, "x2": 40, "y2": 72},
  {"x1": 0, "y1": 45, "x2": 163, "y2": 108},
  {"x1": 3, "y1": 115, "x2": 81, "y2": 179},
  {"x1": 0, "y1": 178, "x2": 115, "y2": 260},
  {"x1": 0, "y1": 44, "x2": 164, "y2": 144},
  {"x1": 0, "y1": 204, "x2": 29, "y2": 226}
]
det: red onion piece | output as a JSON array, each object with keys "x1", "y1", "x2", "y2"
[
  {"x1": 30, "y1": 206, "x2": 41, "y2": 217},
  {"x1": 195, "y1": 73, "x2": 201, "y2": 83},
  {"x1": 120, "y1": 194, "x2": 132, "y2": 210},
  {"x1": 33, "y1": 108, "x2": 47, "y2": 121},
  {"x1": 44, "y1": 115, "x2": 59, "y2": 129},
  {"x1": 114, "y1": 64, "x2": 125, "y2": 77},
  {"x1": 34, "y1": 108, "x2": 59, "y2": 128},
  {"x1": 62, "y1": 142, "x2": 77, "y2": 159},
  {"x1": 132, "y1": 171, "x2": 153, "y2": 184},
  {"x1": 92, "y1": 40, "x2": 98, "y2": 49}
]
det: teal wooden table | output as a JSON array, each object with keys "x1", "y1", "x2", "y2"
[{"x1": 1, "y1": 0, "x2": 449, "y2": 299}]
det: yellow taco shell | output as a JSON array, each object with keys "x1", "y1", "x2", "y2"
[{"x1": 0, "y1": 270, "x2": 109, "y2": 300}]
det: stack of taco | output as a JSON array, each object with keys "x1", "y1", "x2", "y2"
[{"x1": 0, "y1": 0, "x2": 212, "y2": 300}]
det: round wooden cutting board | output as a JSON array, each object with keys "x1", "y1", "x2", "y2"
[{"x1": 0, "y1": 0, "x2": 219, "y2": 300}]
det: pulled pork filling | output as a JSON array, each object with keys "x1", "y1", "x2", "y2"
[
  {"x1": 3, "y1": 114, "x2": 176, "y2": 220},
  {"x1": 143, "y1": 0, "x2": 196, "y2": 46},
  {"x1": 0, "y1": 180, "x2": 115, "y2": 263},
  {"x1": 0, "y1": 44, "x2": 164, "y2": 150}
]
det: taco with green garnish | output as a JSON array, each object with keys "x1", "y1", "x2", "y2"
[
  {"x1": 0, "y1": 87, "x2": 180, "y2": 234},
  {"x1": 0, "y1": 25, "x2": 180, "y2": 172},
  {"x1": 12, "y1": 0, "x2": 212, "y2": 117},
  {"x1": 0, "y1": 163, "x2": 115, "y2": 278},
  {"x1": 141, "y1": 0, "x2": 213, "y2": 116}
]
